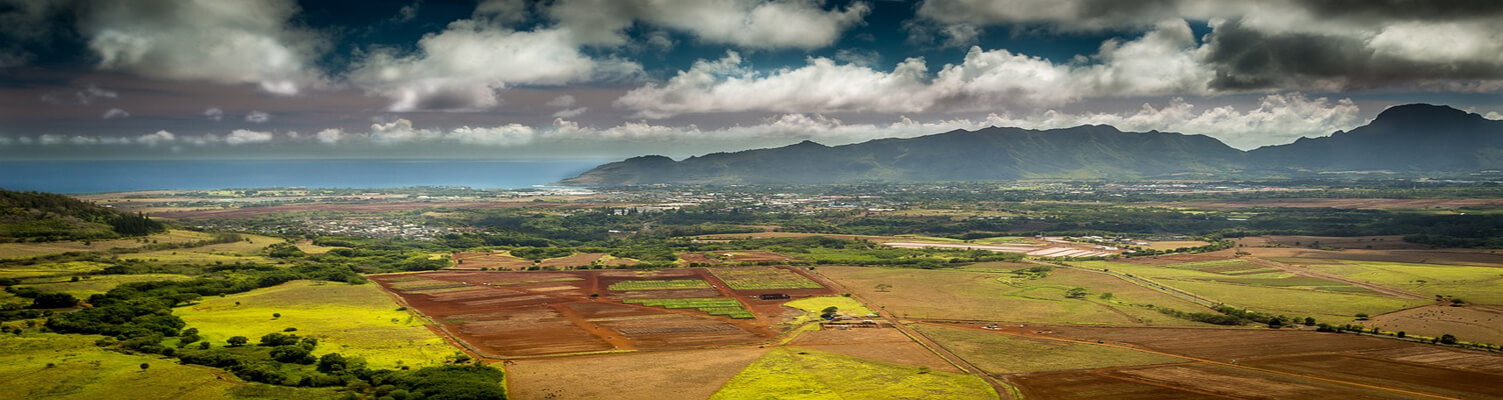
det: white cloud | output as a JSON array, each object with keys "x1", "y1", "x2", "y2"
[
  {"x1": 204, "y1": 107, "x2": 224, "y2": 121},
  {"x1": 79, "y1": 0, "x2": 324, "y2": 95},
  {"x1": 552, "y1": 107, "x2": 588, "y2": 118},
  {"x1": 245, "y1": 110, "x2": 271, "y2": 123},
  {"x1": 136, "y1": 130, "x2": 175, "y2": 145},
  {"x1": 617, "y1": 21, "x2": 1209, "y2": 117},
  {"x1": 225, "y1": 129, "x2": 274, "y2": 145},
  {"x1": 101, "y1": 108, "x2": 130, "y2": 119},
  {"x1": 315, "y1": 128, "x2": 344, "y2": 144},
  {"x1": 545, "y1": 94, "x2": 576, "y2": 107},
  {"x1": 42, "y1": 84, "x2": 119, "y2": 105},
  {"x1": 447, "y1": 124, "x2": 536, "y2": 146},
  {"x1": 547, "y1": 0, "x2": 870, "y2": 49},
  {"x1": 350, "y1": 20, "x2": 641, "y2": 111}
]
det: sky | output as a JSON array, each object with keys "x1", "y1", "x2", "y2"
[{"x1": 1, "y1": 0, "x2": 1501, "y2": 161}]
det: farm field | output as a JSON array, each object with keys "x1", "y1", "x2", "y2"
[
  {"x1": 505, "y1": 347, "x2": 770, "y2": 400},
  {"x1": 175, "y1": 280, "x2": 457, "y2": 369},
  {"x1": 913, "y1": 323, "x2": 1184, "y2": 374},
  {"x1": 19, "y1": 273, "x2": 191, "y2": 298},
  {"x1": 0, "y1": 229, "x2": 215, "y2": 259},
  {"x1": 452, "y1": 251, "x2": 636, "y2": 270},
  {"x1": 818, "y1": 266, "x2": 1216, "y2": 326},
  {"x1": 709, "y1": 347, "x2": 997, "y2": 400},
  {"x1": 0, "y1": 333, "x2": 337, "y2": 400},
  {"x1": 788, "y1": 326, "x2": 960, "y2": 372},
  {"x1": 1294, "y1": 259, "x2": 1503, "y2": 304},
  {"x1": 998, "y1": 325, "x2": 1503, "y2": 400},
  {"x1": 371, "y1": 268, "x2": 835, "y2": 358},
  {"x1": 708, "y1": 266, "x2": 822, "y2": 289},
  {"x1": 1360, "y1": 304, "x2": 1503, "y2": 345},
  {"x1": 1236, "y1": 246, "x2": 1503, "y2": 267},
  {"x1": 1139, "y1": 240, "x2": 1212, "y2": 250},
  {"x1": 0, "y1": 261, "x2": 112, "y2": 280},
  {"x1": 678, "y1": 250, "x2": 794, "y2": 265},
  {"x1": 1072, "y1": 260, "x2": 1428, "y2": 320},
  {"x1": 126, "y1": 233, "x2": 285, "y2": 264}
]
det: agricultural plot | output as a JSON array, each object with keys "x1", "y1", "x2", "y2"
[
  {"x1": 678, "y1": 250, "x2": 793, "y2": 265},
  {"x1": 624, "y1": 298, "x2": 754, "y2": 319},
  {"x1": 708, "y1": 266, "x2": 822, "y2": 290},
  {"x1": 0, "y1": 261, "x2": 112, "y2": 280},
  {"x1": 1360, "y1": 304, "x2": 1503, "y2": 345},
  {"x1": 370, "y1": 269, "x2": 824, "y2": 357},
  {"x1": 175, "y1": 280, "x2": 456, "y2": 369},
  {"x1": 1005, "y1": 325, "x2": 1503, "y2": 400},
  {"x1": 710, "y1": 347, "x2": 998, "y2": 400},
  {"x1": 609, "y1": 279, "x2": 712, "y2": 291},
  {"x1": 1297, "y1": 260, "x2": 1503, "y2": 304},
  {"x1": 0, "y1": 333, "x2": 338, "y2": 400},
  {"x1": 0, "y1": 229, "x2": 216, "y2": 260},
  {"x1": 914, "y1": 323, "x2": 1183, "y2": 374},
  {"x1": 19, "y1": 274, "x2": 190, "y2": 298},
  {"x1": 819, "y1": 266, "x2": 1215, "y2": 326},
  {"x1": 1073, "y1": 260, "x2": 1427, "y2": 320},
  {"x1": 506, "y1": 347, "x2": 770, "y2": 400}
]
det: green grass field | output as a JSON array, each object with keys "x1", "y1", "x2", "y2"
[
  {"x1": 0, "y1": 261, "x2": 112, "y2": 280},
  {"x1": 125, "y1": 233, "x2": 284, "y2": 265},
  {"x1": 710, "y1": 347, "x2": 997, "y2": 400},
  {"x1": 0, "y1": 333, "x2": 338, "y2": 400},
  {"x1": 622, "y1": 298, "x2": 755, "y2": 319},
  {"x1": 175, "y1": 280, "x2": 457, "y2": 369},
  {"x1": 709, "y1": 267, "x2": 822, "y2": 290},
  {"x1": 20, "y1": 274, "x2": 191, "y2": 298},
  {"x1": 820, "y1": 266, "x2": 1215, "y2": 326},
  {"x1": 784, "y1": 296, "x2": 875, "y2": 316},
  {"x1": 913, "y1": 324, "x2": 1182, "y2": 373},
  {"x1": 1073, "y1": 261, "x2": 1429, "y2": 320},
  {"x1": 1301, "y1": 260, "x2": 1503, "y2": 304},
  {"x1": 608, "y1": 279, "x2": 712, "y2": 291},
  {"x1": 0, "y1": 230, "x2": 216, "y2": 260}
]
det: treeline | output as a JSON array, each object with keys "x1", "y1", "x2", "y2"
[{"x1": 0, "y1": 189, "x2": 166, "y2": 241}]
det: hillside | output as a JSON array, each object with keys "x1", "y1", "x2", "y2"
[
  {"x1": 562, "y1": 104, "x2": 1503, "y2": 185},
  {"x1": 0, "y1": 189, "x2": 163, "y2": 242}
]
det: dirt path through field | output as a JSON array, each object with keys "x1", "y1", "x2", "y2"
[
  {"x1": 1245, "y1": 257, "x2": 1426, "y2": 299},
  {"x1": 918, "y1": 322, "x2": 1460, "y2": 400}
]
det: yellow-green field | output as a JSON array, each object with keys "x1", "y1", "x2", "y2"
[
  {"x1": 175, "y1": 280, "x2": 457, "y2": 369},
  {"x1": 19, "y1": 274, "x2": 191, "y2": 299},
  {"x1": 1072, "y1": 260, "x2": 1430, "y2": 320},
  {"x1": 1298, "y1": 260, "x2": 1503, "y2": 304},
  {"x1": 913, "y1": 324, "x2": 1183, "y2": 373},
  {"x1": 126, "y1": 233, "x2": 284, "y2": 264},
  {"x1": 0, "y1": 261, "x2": 112, "y2": 280},
  {"x1": 783, "y1": 296, "x2": 877, "y2": 325},
  {"x1": 710, "y1": 347, "x2": 997, "y2": 400},
  {"x1": 0, "y1": 230, "x2": 216, "y2": 259},
  {"x1": 819, "y1": 266, "x2": 1215, "y2": 326},
  {"x1": 0, "y1": 333, "x2": 338, "y2": 400}
]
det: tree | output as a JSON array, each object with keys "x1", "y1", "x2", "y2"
[
  {"x1": 1065, "y1": 287, "x2": 1088, "y2": 298},
  {"x1": 271, "y1": 312, "x2": 281, "y2": 319},
  {"x1": 874, "y1": 283, "x2": 892, "y2": 292},
  {"x1": 1440, "y1": 334, "x2": 1459, "y2": 345},
  {"x1": 1397, "y1": 331, "x2": 1406, "y2": 338},
  {"x1": 1098, "y1": 292, "x2": 1114, "y2": 300},
  {"x1": 139, "y1": 363, "x2": 149, "y2": 371},
  {"x1": 1303, "y1": 317, "x2": 1316, "y2": 326},
  {"x1": 227, "y1": 336, "x2": 249, "y2": 347},
  {"x1": 29, "y1": 292, "x2": 78, "y2": 309},
  {"x1": 1354, "y1": 313, "x2": 1369, "y2": 320},
  {"x1": 821, "y1": 306, "x2": 839, "y2": 319}
]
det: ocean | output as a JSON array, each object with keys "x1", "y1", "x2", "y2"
[{"x1": 0, "y1": 159, "x2": 607, "y2": 193}]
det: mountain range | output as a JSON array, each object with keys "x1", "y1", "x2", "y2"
[{"x1": 561, "y1": 104, "x2": 1503, "y2": 185}]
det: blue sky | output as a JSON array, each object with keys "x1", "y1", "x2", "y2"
[{"x1": 1, "y1": 0, "x2": 1501, "y2": 160}]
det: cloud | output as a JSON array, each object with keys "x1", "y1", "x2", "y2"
[
  {"x1": 101, "y1": 108, "x2": 130, "y2": 119},
  {"x1": 914, "y1": 0, "x2": 1503, "y2": 92},
  {"x1": 245, "y1": 110, "x2": 271, "y2": 123},
  {"x1": 616, "y1": 21, "x2": 1210, "y2": 117},
  {"x1": 547, "y1": 0, "x2": 871, "y2": 49},
  {"x1": 545, "y1": 95, "x2": 576, "y2": 108},
  {"x1": 552, "y1": 107, "x2": 588, "y2": 118},
  {"x1": 316, "y1": 128, "x2": 344, "y2": 144},
  {"x1": 204, "y1": 107, "x2": 224, "y2": 121},
  {"x1": 78, "y1": 0, "x2": 325, "y2": 95},
  {"x1": 42, "y1": 84, "x2": 119, "y2": 105},
  {"x1": 349, "y1": 19, "x2": 642, "y2": 111},
  {"x1": 136, "y1": 130, "x2": 174, "y2": 145},
  {"x1": 392, "y1": 1, "x2": 422, "y2": 23},
  {"x1": 225, "y1": 129, "x2": 274, "y2": 145}
]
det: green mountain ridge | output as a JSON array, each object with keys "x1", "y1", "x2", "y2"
[{"x1": 561, "y1": 104, "x2": 1503, "y2": 185}]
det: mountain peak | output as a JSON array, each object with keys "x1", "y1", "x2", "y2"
[
  {"x1": 1373, "y1": 103, "x2": 1476, "y2": 125},
  {"x1": 787, "y1": 140, "x2": 828, "y2": 148}
]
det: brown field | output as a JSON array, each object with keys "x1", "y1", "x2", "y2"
[
  {"x1": 538, "y1": 253, "x2": 637, "y2": 268},
  {"x1": 1169, "y1": 198, "x2": 1503, "y2": 210},
  {"x1": 1361, "y1": 304, "x2": 1503, "y2": 345},
  {"x1": 1237, "y1": 235, "x2": 1427, "y2": 250},
  {"x1": 505, "y1": 347, "x2": 769, "y2": 400},
  {"x1": 371, "y1": 267, "x2": 835, "y2": 358},
  {"x1": 994, "y1": 325, "x2": 1503, "y2": 400},
  {"x1": 451, "y1": 252, "x2": 533, "y2": 270},
  {"x1": 1139, "y1": 240, "x2": 1213, "y2": 251},
  {"x1": 788, "y1": 326, "x2": 960, "y2": 372},
  {"x1": 1116, "y1": 253, "x2": 1235, "y2": 265},
  {"x1": 677, "y1": 250, "x2": 793, "y2": 265}
]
